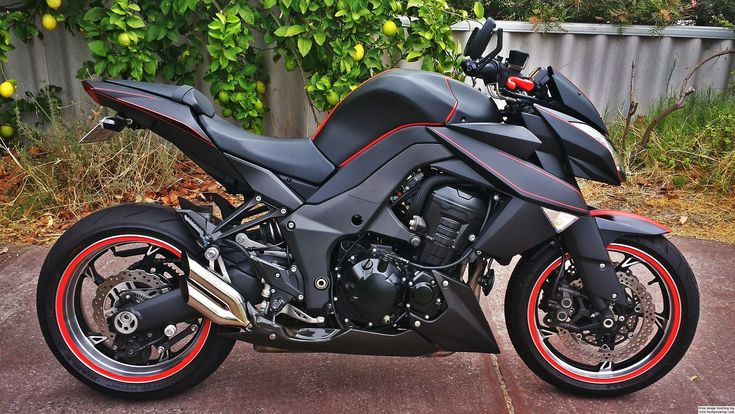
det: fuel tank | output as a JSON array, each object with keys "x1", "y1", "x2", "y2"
[{"x1": 313, "y1": 69, "x2": 501, "y2": 166}]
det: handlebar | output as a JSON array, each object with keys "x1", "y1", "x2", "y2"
[{"x1": 461, "y1": 58, "x2": 500, "y2": 83}]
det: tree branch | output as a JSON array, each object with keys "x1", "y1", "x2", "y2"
[
  {"x1": 620, "y1": 60, "x2": 638, "y2": 155},
  {"x1": 638, "y1": 49, "x2": 734, "y2": 154}
]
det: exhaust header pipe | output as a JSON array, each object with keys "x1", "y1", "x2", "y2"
[{"x1": 186, "y1": 258, "x2": 251, "y2": 329}]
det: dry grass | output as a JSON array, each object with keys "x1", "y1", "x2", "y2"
[
  {"x1": 0, "y1": 106, "x2": 228, "y2": 245},
  {"x1": 581, "y1": 178, "x2": 735, "y2": 244}
]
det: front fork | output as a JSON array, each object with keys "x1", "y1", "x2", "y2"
[{"x1": 560, "y1": 216, "x2": 629, "y2": 312}]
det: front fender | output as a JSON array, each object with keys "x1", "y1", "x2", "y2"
[{"x1": 591, "y1": 210, "x2": 671, "y2": 245}]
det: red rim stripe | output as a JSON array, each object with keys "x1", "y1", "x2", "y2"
[
  {"x1": 55, "y1": 235, "x2": 211, "y2": 383},
  {"x1": 527, "y1": 244, "x2": 681, "y2": 384}
]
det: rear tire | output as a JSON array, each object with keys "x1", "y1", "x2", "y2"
[
  {"x1": 505, "y1": 236, "x2": 699, "y2": 396},
  {"x1": 37, "y1": 204, "x2": 236, "y2": 399}
]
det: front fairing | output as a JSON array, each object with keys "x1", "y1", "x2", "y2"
[
  {"x1": 534, "y1": 105, "x2": 622, "y2": 186},
  {"x1": 535, "y1": 67, "x2": 608, "y2": 135}
]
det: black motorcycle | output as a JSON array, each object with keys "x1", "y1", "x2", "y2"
[{"x1": 37, "y1": 18, "x2": 699, "y2": 399}]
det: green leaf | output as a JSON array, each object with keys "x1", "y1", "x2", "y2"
[
  {"x1": 88, "y1": 40, "x2": 108, "y2": 57},
  {"x1": 314, "y1": 31, "x2": 327, "y2": 46},
  {"x1": 127, "y1": 16, "x2": 146, "y2": 29},
  {"x1": 274, "y1": 24, "x2": 306, "y2": 37},
  {"x1": 406, "y1": 50, "x2": 422, "y2": 62},
  {"x1": 93, "y1": 59, "x2": 107, "y2": 74},
  {"x1": 298, "y1": 38, "x2": 312, "y2": 56},
  {"x1": 239, "y1": 7, "x2": 255, "y2": 25},
  {"x1": 83, "y1": 7, "x2": 106, "y2": 22},
  {"x1": 473, "y1": 1, "x2": 484, "y2": 19},
  {"x1": 223, "y1": 47, "x2": 240, "y2": 61},
  {"x1": 263, "y1": 0, "x2": 277, "y2": 8}
]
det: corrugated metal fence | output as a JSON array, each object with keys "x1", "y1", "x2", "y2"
[
  {"x1": 453, "y1": 21, "x2": 735, "y2": 118},
  {"x1": 4, "y1": 20, "x2": 734, "y2": 137}
]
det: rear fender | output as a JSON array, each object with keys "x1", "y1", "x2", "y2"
[
  {"x1": 81, "y1": 80, "x2": 248, "y2": 193},
  {"x1": 591, "y1": 210, "x2": 671, "y2": 245}
]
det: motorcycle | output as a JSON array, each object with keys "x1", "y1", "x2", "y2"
[{"x1": 37, "y1": 18, "x2": 699, "y2": 399}]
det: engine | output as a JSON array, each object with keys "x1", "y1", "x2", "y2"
[
  {"x1": 333, "y1": 171, "x2": 488, "y2": 328},
  {"x1": 411, "y1": 185, "x2": 487, "y2": 266}
]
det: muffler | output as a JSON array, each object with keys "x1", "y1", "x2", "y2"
[{"x1": 186, "y1": 257, "x2": 251, "y2": 329}]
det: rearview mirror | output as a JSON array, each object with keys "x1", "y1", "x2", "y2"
[{"x1": 465, "y1": 18, "x2": 496, "y2": 60}]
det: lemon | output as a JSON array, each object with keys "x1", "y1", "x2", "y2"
[
  {"x1": 117, "y1": 32, "x2": 131, "y2": 47},
  {"x1": 46, "y1": 0, "x2": 62, "y2": 10},
  {"x1": 285, "y1": 58, "x2": 297, "y2": 72},
  {"x1": 0, "y1": 125, "x2": 14, "y2": 139},
  {"x1": 218, "y1": 91, "x2": 230, "y2": 104},
  {"x1": 353, "y1": 44, "x2": 365, "y2": 62},
  {"x1": 326, "y1": 91, "x2": 340, "y2": 106},
  {"x1": 0, "y1": 81, "x2": 15, "y2": 98},
  {"x1": 254, "y1": 99, "x2": 264, "y2": 111},
  {"x1": 41, "y1": 14, "x2": 57, "y2": 31},
  {"x1": 222, "y1": 108, "x2": 232, "y2": 118},
  {"x1": 256, "y1": 81, "x2": 266, "y2": 95},
  {"x1": 382, "y1": 20, "x2": 398, "y2": 37}
]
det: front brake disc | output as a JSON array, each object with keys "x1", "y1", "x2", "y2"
[{"x1": 556, "y1": 271, "x2": 657, "y2": 365}]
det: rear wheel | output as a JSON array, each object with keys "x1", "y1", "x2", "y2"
[
  {"x1": 37, "y1": 204, "x2": 235, "y2": 399},
  {"x1": 505, "y1": 236, "x2": 699, "y2": 396}
]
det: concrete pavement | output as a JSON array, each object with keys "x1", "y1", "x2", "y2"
[{"x1": 0, "y1": 237, "x2": 732, "y2": 413}]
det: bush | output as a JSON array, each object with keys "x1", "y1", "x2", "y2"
[
  {"x1": 608, "y1": 92, "x2": 735, "y2": 191},
  {"x1": 0, "y1": 0, "x2": 479, "y2": 135},
  {"x1": 688, "y1": 1, "x2": 735, "y2": 28},
  {"x1": 0, "y1": 106, "x2": 182, "y2": 222},
  {"x1": 450, "y1": 0, "x2": 735, "y2": 27}
]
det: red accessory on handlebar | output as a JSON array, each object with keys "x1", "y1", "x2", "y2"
[{"x1": 506, "y1": 76, "x2": 535, "y2": 92}]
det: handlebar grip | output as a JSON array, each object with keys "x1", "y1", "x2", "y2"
[
  {"x1": 477, "y1": 60, "x2": 499, "y2": 83},
  {"x1": 462, "y1": 59, "x2": 500, "y2": 83}
]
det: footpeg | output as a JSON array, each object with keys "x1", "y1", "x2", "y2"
[
  {"x1": 277, "y1": 304, "x2": 325, "y2": 324},
  {"x1": 480, "y1": 268, "x2": 495, "y2": 296}
]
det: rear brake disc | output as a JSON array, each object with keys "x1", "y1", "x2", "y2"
[{"x1": 92, "y1": 269, "x2": 165, "y2": 343}]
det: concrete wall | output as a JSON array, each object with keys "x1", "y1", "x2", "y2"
[{"x1": 4, "y1": 20, "x2": 733, "y2": 138}]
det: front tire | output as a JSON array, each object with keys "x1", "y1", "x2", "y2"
[
  {"x1": 505, "y1": 236, "x2": 699, "y2": 396},
  {"x1": 37, "y1": 204, "x2": 235, "y2": 399}
]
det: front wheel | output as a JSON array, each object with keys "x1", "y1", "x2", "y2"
[
  {"x1": 37, "y1": 204, "x2": 235, "y2": 399},
  {"x1": 505, "y1": 236, "x2": 699, "y2": 396}
]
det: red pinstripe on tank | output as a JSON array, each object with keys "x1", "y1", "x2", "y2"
[{"x1": 330, "y1": 73, "x2": 460, "y2": 167}]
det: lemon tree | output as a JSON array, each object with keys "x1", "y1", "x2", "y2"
[{"x1": 0, "y1": 0, "x2": 476, "y2": 132}]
